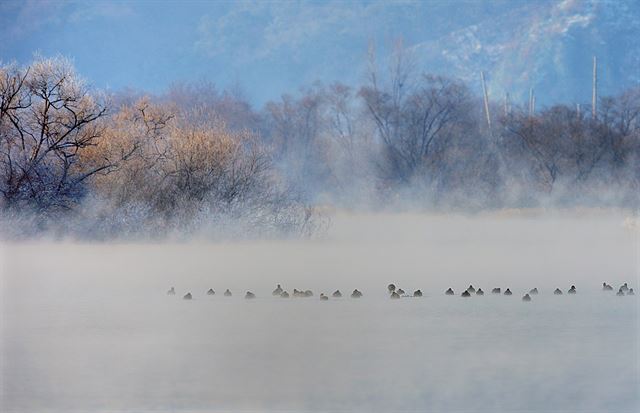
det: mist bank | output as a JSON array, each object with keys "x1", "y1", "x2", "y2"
[
  {"x1": 1, "y1": 211, "x2": 637, "y2": 412},
  {"x1": 3, "y1": 210, "x2": 637, "y2": 294},
  {"x1": 1, "y1": 53, "x2": 638, "y2": 239}
]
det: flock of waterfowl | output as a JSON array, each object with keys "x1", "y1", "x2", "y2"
[
  {"x1": 606, "y1": 282, "x2": 635, "y2": 296},
  {"x1": 167, "y1": 282, "x2": 635, "y2": 301}
]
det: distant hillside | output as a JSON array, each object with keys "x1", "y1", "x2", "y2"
[{"x1": 410, "y1": 0, "x2": 639, "y2": 106}]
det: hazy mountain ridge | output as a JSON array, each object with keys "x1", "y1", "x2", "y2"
[
  {"x1": 0, "y1": 1, "x2": 637, "y2": 107},
  {"x1": 410, "y1": 0, "x2": 639, "y2": 107}
]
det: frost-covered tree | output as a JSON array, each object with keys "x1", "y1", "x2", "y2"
[{"x1": 0, "y1": 57, "x2": 109, "y2": 210}]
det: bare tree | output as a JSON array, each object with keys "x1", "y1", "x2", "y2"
[
  {"x1": 598, "y1": 88, "x2": 640, "y2": 168},
  {"x1": 501, "y1": 109, "x2": 566, "y2": 192},
  {"x1": 0, "y1": 57, "x2": 109, "y2": 210},
  {"x1": 86, "y1": 97, "x2": 174, "y2": 209},
  {"x1": 361, "y1": 72, "x2": 474, "y2": 185},
  {"x1": 164, "y1": 81, "x2": 261, "y2": 133},
  {"x1": 264, "y1": 85, "x2": 329, "y2": 194},
  {"x1": 501, "y1": 89, "x2": 640, "y2": 196}
]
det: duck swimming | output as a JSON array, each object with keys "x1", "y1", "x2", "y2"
[
  {"x1": 413, "y1": 290, "x2": 423, "y2": 297},
  {"x1": 522, "y1": 294, "x2": 531, "y2": 302},
  {"x1": 616, "y1": 289, "x2": 625, "y2": 296},
  {"x1": 568, "y1": 285, "x2": 576, "y2": 294},
  {"x1": 620, "y1": 283, "x2": 629, "y2": 292},
  {"x1": 445, "y1": 288, "x2": 455, "y2": 295},
  {"x1": 272, "y1": 284, "x2": 283, "y2": 296},
  {"x1": 304, "y1": 290, "x2": 313, "y2": 297},
  {"x1": 320, "y1": 293, "x2": 329, "y2": 301},
  {"x1": 281, "y1": 291, "x2": 290, "y2": 298},
  {"x1": 476, "y1": 288, "x2": 484, "y2": 295},
  {"x1": 245, "y1": 291, "x2": 256, "y2": 299},
  {"x1": 602, "y1": 283, "x2": 613, "y2": 291},
  {"x1": 461, "y1": 290, "x2": 471, "y2": 297},
  {"x1": 332, "y1": 290, "x2": 342, "y2": 297},
  {"x1": 529, "y1": 288, "x2": 538, "y2": 295},
  {"x1": 628, "y1": 288, "x2": 635, "y2": 296},
  {"x1": 388, "y1": 284, "x2": 396, "y2": 293},
  {"x1": 391, "y1": 291, "x2": 401, "y2": 299},
  {"x1": 397, "y1": 288, "x2": 405, "y2": 295},
  {"x1": 224, "y1": 289, "x2": 232, "y2": 297},
  {"x1": 467, "y1": 285, "x2": 476, "y2": 293},
  {"x1": 492, "y1": 288, "x2": 501, "y2": 294},
  {"x1": 167, "y1": 287, "x2": 176, "y2": 295},
  {"x1": 183, "y1": 292, "x2": 192, "y2": 300},
  {"x1": 554, "y1": 288, "x2": 563, "y2": 295},
  {"x1": 351, "y1": 289, "x2": 363, "y2": 298},
  {"x1": 207, "y1": 288, "x2": 215, "y2": 295},
  {"x1": 504, "y1": 288, "x2": 512, "y2": 295}
]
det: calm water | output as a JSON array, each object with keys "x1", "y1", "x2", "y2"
[{"x1": 1, "y1": 212, "x2": 638, "y2": 412}]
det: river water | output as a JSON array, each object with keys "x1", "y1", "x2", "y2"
[{"x1": 1, "y1": 212, "x2": 638, "y2": 412}]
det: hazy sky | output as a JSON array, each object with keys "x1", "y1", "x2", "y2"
[{"x1": 1, "y1": 0, "x2": 637, "y2": 106}]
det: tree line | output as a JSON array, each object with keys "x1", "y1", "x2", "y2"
[{"x1": 1, "y1": 55, "x2": 637, "y2": 237}]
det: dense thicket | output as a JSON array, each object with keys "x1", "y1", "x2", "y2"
[
  {"x1": 1, "y1": 56, "x2": 637, "y2": 238},
  {"x1": 0, "y1": 57, "x2": 317, "y2": 238}
]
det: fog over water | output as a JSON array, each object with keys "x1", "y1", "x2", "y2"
[{"x1": 1, "y1": 211, "x2": 639, "y2": 412}]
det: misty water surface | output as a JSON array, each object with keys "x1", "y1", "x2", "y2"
[{"x1": 1, "y1": 212, "x2": 638, "y2": 412}]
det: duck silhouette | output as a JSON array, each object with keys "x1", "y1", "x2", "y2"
[
  {"x1": 272, "y1": 284, "x2": 283, "y2": 296},
  {"x1": 281, "y1": 291, "x2": 290, "y2": 298},
  {"x1": 522, "y1": 294, "x2": 532, "y2": 302},
  {"x1": 568, "y1": 285, "x2": 577, "y2": 294},
  {"x1": 620, "y1": 283, "x2": 629, "y2": 292},
  {"x1": 467, "y1": 285, "x2": 476, "y2": 293},
  {"x1": 529, "y1": 288, "x2": 538, "y2": 295},
  {"x1": 224, "y1": 289, "x2": 232, "y2": 297},
  {"x1": 245, "y1": 291, "x2": 256, "y2": 299},
  {"x1": 554, "y1": 288, "x2": 563, "y2": 295},
  {"x1": 504, "y1": 289, "x2": 512, "y2": 295},
  {"x1": 304, "y1": 290, "x2": 313, "y2": 297},
  {"x1": 627, "y1": 288, "x2": 635, "y2": 296},
  {"x1": 332, "y1": 290, "x2": 342, "y2": 297},
  {"x1": 351, "y1": 289, "x2": 363, "y2": 298},
  {"x1": 183, "y1": 292, "x2": 192, "y2": 300},
  {"x1": 397, "y1": 288, "x2": 405, "y2": 295},
  {"x1": 461, "y1": 290, "x2": 471, "y2": 297},
  {"x1": 476, "y1": 288, "x2": 484, "y2": 295},
  {"x1": 167, "y1": 287, "x2": 176, "y2": 295},
  {"x1": 320, "y1": 293, "x2": 329, "y2": 301},
  {"x1": 388, "y1": 284, "x2": 396, "y2": 293},
  {"x1": 602, "y1": 283, "x2": 613, "y2": 291},
  {"x1": 207, "y1": 288, "x2": 215, "y2": 295},
  {"x1": 492, "y1": 288, "x2": 501, "y2": 294},
  {"x1": 413, "y1": 290, "x2": 423, "y2": 297},
  {"x1": 616, "y1": 289, "x2": 625, "y2": 296},
  {"x1": 391, "y1": 291, "x2": 401, "y2": 299},
  {"x1": 445, "y1": 288, "x2": 455, "y2": 295}
]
